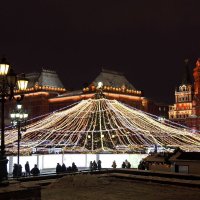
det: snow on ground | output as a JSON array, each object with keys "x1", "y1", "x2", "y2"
[{"x1": 42, "y1": 174, "x2": 200, "y2": 200}]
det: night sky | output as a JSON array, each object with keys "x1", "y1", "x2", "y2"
[{"x1": 1, "y1": 0, "x2": 200, "y2": 104}]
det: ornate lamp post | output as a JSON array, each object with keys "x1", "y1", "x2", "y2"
[
  {"x1": 0, "y1": 57, "x2": 28, "y2": 184},
  {"x1": 10, "y1": 103, "x2": 28, "y2": 176}
]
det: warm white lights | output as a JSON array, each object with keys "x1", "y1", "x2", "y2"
[
  {"x1": 17, "y1": 104, "x2": 22, "y2": 110},
  {"x1": 5, "y1": 98, "x2": 200, "y2": 153},
  {"x1": 97, "y1": 82, "x2": 103, "y2": 89},
  {"x1": 10, "y1": 113, "x2": 15, "y2": 119},
  {"x1": 0, "y1": 63, "x2": 9, "y2": 76},
  {"x1": 17, "y1": 75, "x2": 28, "y2": 90}
]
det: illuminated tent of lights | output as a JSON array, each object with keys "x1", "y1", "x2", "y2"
[{"x1": 5, "y1": 97, "x2": 200, "y2": 154}]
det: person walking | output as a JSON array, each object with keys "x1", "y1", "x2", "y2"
[
  {"x1": 93, "y1": 160, "x2": 97, "y2": 170},
  {"x1": 112, "y1": 160, "x2": 117, "y2": 168},
  {"x1": 97, "y1": 160, "x2": 102, "y2": 170},
  {"x1": 72, "y1": 162, "x2": 78, "y2": 172},
  {"x1": 122, "y1": 162, "x2": 126, "y2": 168},
  {"x1": 127, "y1": 162, "x2": 131, "y2": 169},
  {"x1": 56, "y1": 163, "x2": 62, "y2": 174},
  {"x1": 89, "y1": 161, "x2": 93, "y2": 171},
  {"x1": 31, "y1": 164, "x2": 40, "y2": 176},
  {"x1": 25, "y1": 161, "x2": 30, "y2": 176},
  {"x1": 61, "y1": 163, "x2": 67, "y2": 173},
  {"x1": 125, "y1": 159, "x2": 129, "y2": 168}
]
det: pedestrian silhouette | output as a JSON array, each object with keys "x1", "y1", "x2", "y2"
[
  {"x1": 31, "y1": 164, "x2": 40, "y2": 176},
  {"x1": 93, "y1": 160, "x2": 97, "y2": 170},
  {"x1": 25, "y1": 161, "x2": 30, "y2": 176},
  {"x1": 56, "y1": 163, "x2": 62, "y2": 174},
  {"x1": 122, "y1": 162, "x2": 126, "y2": 168},
  {"x1": 127, "y1": 162, "x2": 131, "y2": 169},
  {"x1": 61, "y1": 163, "x2": 67, "y2": 173},
  {"x1": 89, "y1": 161, "x2": 93, "y2": 171},
  {"x1": 72, "y1": 162, "x2": 78, "y2": 172},
  {"x1": 112, "y1": 161, "x2": 117, "y2": 168},
  {"x1": 97, "y1": 160, "x2": 102, "y2": 170}
]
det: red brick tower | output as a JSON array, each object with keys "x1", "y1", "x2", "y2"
[
  {"x1": 192, "y1": 58, "x2": 200, "y2": 116},
  {"x1": 185, "y1": 58, "x2": 200, "y2": 130}
]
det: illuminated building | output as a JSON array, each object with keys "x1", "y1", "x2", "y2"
[
  {"x1": 169, "y1": 60, "x2": 193, "y2": 125},
  {"x1": 48, "y1": 69, "x2": 168, "y2": 117},
  {"x1": 186, "y1": 59, "x2": 200, "y2": 130},
  {"x1": 169, "y1": 58, "x2": 200, "y2": 130},
  {"x1": 5, "y1": 69, "x2": 66, "y2": 124},
  {"x1": 5, "y1": 68, "x2": 168, "y2": 124}
]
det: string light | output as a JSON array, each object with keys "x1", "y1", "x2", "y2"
[{"x1": 4, "y1": 98, "x2": 200, "y2": 154}]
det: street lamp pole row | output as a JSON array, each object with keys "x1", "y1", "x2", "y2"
[
  {"x1": 10, "y1": 102, "x2": 28, "y2": 173},
  {"x1": 0, "y1": 57, "x2": 28, "y2": 185}
]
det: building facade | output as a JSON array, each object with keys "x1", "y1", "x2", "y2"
[
  {"x1": 169, "y1": 60, "x2": 193, "y2": 125},
  {"x1": 5, "y1": 68, "x2": 168, "y2": 125},
  {"x1": 169, "y1": 58, "x2": 200, "y2": 130}
]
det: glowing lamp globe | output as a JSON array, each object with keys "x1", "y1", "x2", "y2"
[
  {"x1": 0, "y1": 58, "x2": 10, "y2": 76},
  {"x1": 97, "y1": 81, "x2": 103, "y2": 89},
  {"x1": 17, "y1": 74, "x2": 28, "y2": 90},
  {"x1": 23, "y1": 113, "x2": 28, "y2": 119},
  {"x1": 10, "y1": 113, "x2": 16, "y2": 119}
]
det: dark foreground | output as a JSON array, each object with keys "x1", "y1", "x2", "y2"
[{"x1": 42, "y1": 174, "x2": 200, "y2": 200}]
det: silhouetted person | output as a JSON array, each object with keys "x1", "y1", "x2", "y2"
[
  {"x1": 67, "y1": 166, "x2": 72, "y2": 172},
  {"x1": 89, "y1": 161, "x2": 93, "y2": 171},
  {"x1": 125, "y1": 159, "x2": 129, "y2": 168},
  {"x1": 61, "y1": 163, "x2": 67, "y2": 173},
  {"x1": 56, "y1": 163, "x2": 62, "y2": 174},
  {"x1": 138, "y1": 160, "x2": 145, "y2": 170},
  {"x1": 93, "y1": 160, "x2": 97, "y2": 170},
  {"x1": 31, "y1": 164, "x2": 40, "y2": 176},
  {"x1": 127, "y1": 162, "x2": 131, "y2": 169},
  {"x1": 13, "y1": 164, "x2": 22, "y2": 177},
  {"x1": 13, "y1": 164, "x2": 18, "y2": 178},
  {"x1": 122, "y1": 162, "x2": 126, "y2": 168},
  {"x1": 25, "y1": 161, "x2": 30, "y2": 176},
  {"x1": 112, "y1": 161, "x2": 117, "y2": 168},
  {"x1": 72, "y1": 162, "x2": 78, "y2": 172},
  {"x1": 97, "y1": 160, "x2": 102, "y2": 170}
]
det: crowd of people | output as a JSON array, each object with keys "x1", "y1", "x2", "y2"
[
  {"x1": 13, "y1": 158, "x2": 148, "y2": 177},
  {"x1": 111, "y1": 159, "x2": 131, "y2": 169},
  {"x1": 13, "y1": 161, "x2": 40, "y2": 177},
  {"x1": 89, "y1": 160, "x2": 101, "y2": 171},
  {"x1": 56, "y1": 162, "x2": 78, "y2": 173},
  {"x1": 138, "y1": 159, "x2": 149, "y2": 170}
]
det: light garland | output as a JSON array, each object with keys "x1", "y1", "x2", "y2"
[{"x1": 4, "y1": 98, "x2": 200, "y2": 154}]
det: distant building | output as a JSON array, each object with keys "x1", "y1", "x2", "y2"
[
  {"x1": 5, "y1": 68, "x2": 168, "y2": 124},
  {"x1": 5, "y1": 69, "x2": 66, "y2": 124},
  {"x1": 169, "y1": 60, "x2": 193, "y2": 126},
  {"x1": 169, "y1": 151, "x2": 200, "y2": 174},
  {"x1": 169, "y1": 58, "x2": 200, "y2": 130},
  {"x1": 186, "y1": 59, "x2": 200, "y2": 130},
  {"x1": 143, "y1": 150, "x2": 200, "y2": 175}
]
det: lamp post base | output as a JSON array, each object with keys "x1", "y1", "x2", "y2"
[{"x1": 0, "y1": 155, "x2": 9, "y2": 187}]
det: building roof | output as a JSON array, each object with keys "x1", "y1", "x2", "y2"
[
  {"x1": 177, "y1": 152, "x2": 200, "y2": 160},
  {"x1": 26, "y1": 69, "x2": 64, "y2": 88},
  {"x1": 92, "y1": 69, "x2": 136, "y2": 90},
  {"x1": 144, "y1": 154, "x2": 166, "y2": 162},
  {"x1": 169, "y1": 150, "x2": 200, "y2": 162}
]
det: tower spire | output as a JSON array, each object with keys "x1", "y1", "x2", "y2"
[{"x1": 181, "y1": 59, "x2": 191, "y2": 85}]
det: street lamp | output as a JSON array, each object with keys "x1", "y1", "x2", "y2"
[
  {"x1": 0, "y1": 57, "x2": 28, "y2": 184},
  {"x1": 10, "y1": 103, "x2": 28, "y2": 177}
]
